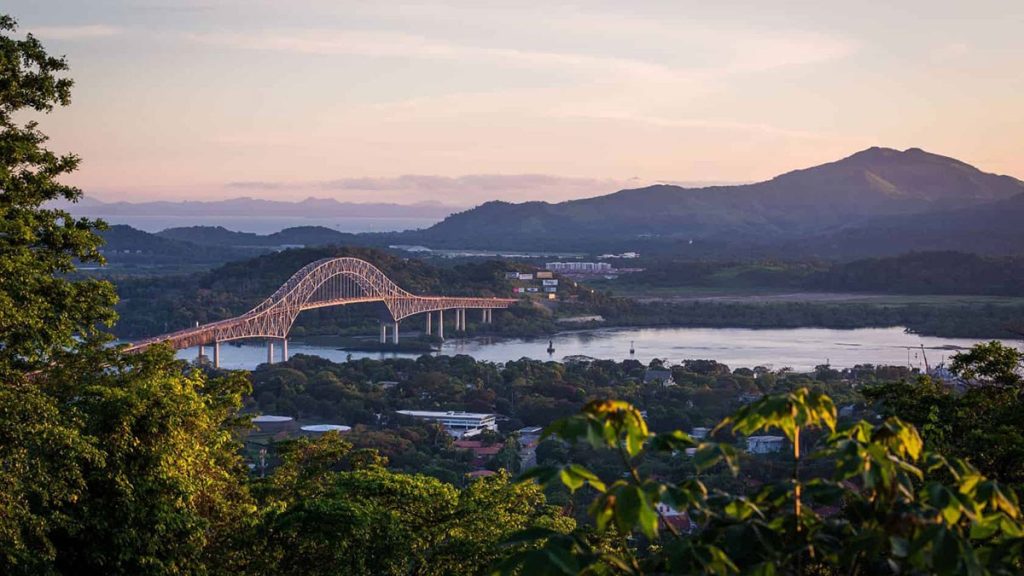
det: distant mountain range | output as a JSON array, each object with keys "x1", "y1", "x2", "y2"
[
  {"x1": 90, "y1": 147, "x2": 1024, "y2": 264},
  {"x1": 392, "y1": 147, "x2": 1024, "y2": 257},
  {"x1": 71, "y1": 196, "x2": 458, "y2": 220}
]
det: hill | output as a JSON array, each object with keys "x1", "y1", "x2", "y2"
[
  {"x1": 156, "y1": 225, "x2": 362, "y2": 248},
  {"x1": 94, "y1": 225, "x2": 267, "y2": 272},
  {"x1": 776, "y1": 193, "x2": 1024, "y2": 259},
  {"x1": 394, "y1": 147, "x2": 1024, "y2": 254}
]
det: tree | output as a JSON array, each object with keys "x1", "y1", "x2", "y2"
[
  {"x1": 865, "y1": 341, "x2": 1024, "y2": 490},
  {"x1": 0, "y1": 15, "x2": 117, "y2": 571},
  {"x1": 0, "y1": 17, "x2": 254, "y2": 573},
  {"x1": 949, "y1": 340, "x2": 1023, "y2": 387},
  {"x1": 0, "y1": 14, "x2": 116, "y2": 381},
  {"x1": 255, "y1": 435, "x2": 572, "y2": 576},
  {"x1": 502, "y1": 390, "x2": 1024, "y2": 575},
  {"x1": 40, "y1": 347, "x2": 256, "y2": 575}
]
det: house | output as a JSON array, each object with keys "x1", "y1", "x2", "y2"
[
  {"x1": 746, "y1": 435, "x2": 785, "y2": 454},
  {"x1": 454, "y1": 439, "x2": 505, "y2": 467},
  {"x1": 656, "y1": 503, "x2": 695, "y2": 534},
  {"x1": 516, "y1": 426, "x2": 544, "y2": 469},
  {"x1": 643, "y1": 369, "x2": 675, "y2": 387}
]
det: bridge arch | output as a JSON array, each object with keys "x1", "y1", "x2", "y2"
[{"x1": 126, "y1": 257, "x2": 516, "y2": 354}]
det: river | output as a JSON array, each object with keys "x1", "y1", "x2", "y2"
[{"x1": 172, "y1": 326, "x2": 1021, "y2": 372}]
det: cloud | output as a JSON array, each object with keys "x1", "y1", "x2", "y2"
[
  {"x1": 183, "y1": 29, "x2": 681, "y2": 81},
  {"x1": 30, "y1": 25, "x2": 123, "y2": 40},
  {"x1": 553, "y1": 110, "x2": 825, "y2": 140}
]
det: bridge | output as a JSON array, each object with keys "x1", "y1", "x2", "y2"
[{"x1": 126, "y1": 257, "x2": 517, "y2": 367}]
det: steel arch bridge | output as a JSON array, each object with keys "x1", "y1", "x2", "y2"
[{"x1": 126, "y1": 257, "x2": 516, "y2": 360}]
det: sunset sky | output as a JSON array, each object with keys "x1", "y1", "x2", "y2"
[{"x1": 8, "y1": 0, "x2": 1023, "y2": 205}]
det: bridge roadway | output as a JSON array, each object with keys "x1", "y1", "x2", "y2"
[{"x1": 125, "y1": 257, "x2": 516, "y2": 367}]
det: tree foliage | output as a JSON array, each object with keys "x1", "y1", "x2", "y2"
[
  {"x1": 252, "y1": 434, "x2": 573, "y2": 576},
  {"x1": 504, "y1": 389, "x2": 1024, "y2": 575},
  {"x1": 0, "y1": 15, "x2": 116, "y2": 380}
]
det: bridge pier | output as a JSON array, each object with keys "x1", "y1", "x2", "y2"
[
  {"x1": 198, "y1": 343, "x2": 205, "y2": 363},
  {"x1": 121, "y1": 257, "x2": 517, "y2": 358},
  {"x1": 379, "y1": 321, "x2": 387, "y2": 344},
  {"x1": 282, "y1": 338, "x2": 288, "y2": 362},
  {"x1": 392, "y1": 321, "x2": 399, "y2": 344}
]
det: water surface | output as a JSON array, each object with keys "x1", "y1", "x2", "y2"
[{"x1": 174, "y1": 326, "x2": 1020, "y2": 372}]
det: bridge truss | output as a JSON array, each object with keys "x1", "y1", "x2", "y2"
[{"x1": 126, "y1": 257, "x2": 516, "y2": 355}]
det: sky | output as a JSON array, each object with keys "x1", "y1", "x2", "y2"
[{"x1": 7, "y1": 0, "x2": 1023, "y2": 206}]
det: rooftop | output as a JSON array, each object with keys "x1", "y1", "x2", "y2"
[
  {"x1": 252, "y1": 415, "x2": 293, "y2": 423},
  {"x1": 301, "y1": 424, "x2": 351, "y2": 432},
  {"x1": 397, "y1": 410, "x2": 495, "y2": 419}
]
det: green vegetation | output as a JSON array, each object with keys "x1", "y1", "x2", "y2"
[
  {"x1": 110, "y1": 246, "x2": 1024, "y2": 341},
  {"x1": 573, "y1": 291, "x2": 1024, "y2": 339},
  {"x1": 502, "y1": 389, "x2": 1024, "y2": 575},
  {"x1": 247, "y1": 353, "x2": 872, "y2": 435},
  {"x1": 1, "y1": 19, "x2": 568, "y2": 574},
  {"x1": 4, "y1": 16, "x2": 1024, "y2": 575},
  {"x1": 617, "y1": 252, "x2": 1024, "y2": 297},
  {"x1": 864, "y1": 342, "x2": 1024, "y2": 490}
]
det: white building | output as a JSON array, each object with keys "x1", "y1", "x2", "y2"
[
  {"x1": 746, "y1": 435, "x2": 785, "y2": 454},
  {"x1": 396, "y1": 410, "x2": 498, "y2": 437},
  {"x1": 545, "y1": 261, "x2": 613, "y2": 273}
]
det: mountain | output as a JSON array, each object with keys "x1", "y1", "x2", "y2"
[
  {"x1": 778, "y1": 192, "x2": 1024, "y2": 259},
  {"x1": 63, "y1": 196, "x2": 457, "y2": 220},
  {"x1": 398, "y1": 147, "x2": 1024, "y2": 253},
  {"x1": 155, "y1": 225, "x2": 362, "y2": 247}
]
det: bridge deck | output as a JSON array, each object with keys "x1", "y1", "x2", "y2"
[{"x1": 126, "y1": 257, "x2": 518, "y2": 352}]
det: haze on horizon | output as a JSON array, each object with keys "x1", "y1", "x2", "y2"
[{"x1": 8, "y1": 0, "x2": 1023, "y2": 206}]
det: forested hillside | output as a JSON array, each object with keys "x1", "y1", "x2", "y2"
[{"x1": 620, "y1": 252, "x2": 1024, "y2": 297}]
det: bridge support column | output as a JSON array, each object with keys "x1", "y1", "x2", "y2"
[
  {"x1": 213, "y1": 341, "x2": 220, "y2": 369},
  {"x1": 281, "y1": 338, "x2": 288, "y2": 362},
  {"x1": 380, "y1": 321, "x2": 387, "y2": 344},
  {"x1": 458, "y1": 308, "x2": 465, "y2": 331},
  {"x1": 425, "y1": 313, "x2": 432, "y2": 335},
  {"x1": 198, "y1": 344, "x2": 205, "y2": 363},
  {"x1": 393, "y1": 322, "x2": 399, "y2": 344},
  {"x1": 486, "y1": 309, "x2": 492, "y2": 323},
  {"x1": 267, "y1": 341, "x2": 275, "y2": 365},
  {"x1": 438, "y1": 310, "x2": 444, "y2": 340}
]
